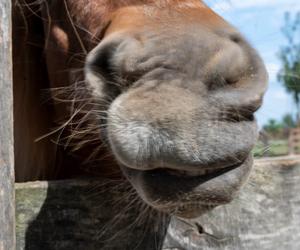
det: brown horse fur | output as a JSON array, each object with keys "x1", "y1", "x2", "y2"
[{"x1": 13, "y1": 0, "x2": 268, "y2": 218}]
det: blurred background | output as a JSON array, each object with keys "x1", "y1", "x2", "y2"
[{"x1": 206, "y1": 0, "x2": 300, "y2": 158}]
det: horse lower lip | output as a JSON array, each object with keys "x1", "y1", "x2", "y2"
[{"x1": 120, "y1": 157, "x2": 252, "y2": 214}]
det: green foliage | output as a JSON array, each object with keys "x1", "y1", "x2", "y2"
[
  {"x1": 263, "y1": 119, "x2": 283, "y2": 138},
  {"x1": 263, "y1": 119, "x2": 282, "y2": 135},
  {"x1": 282, "y1": 113, "x2": 297, "y2": 128},
  {"x1": 253, "y1": 140, "x2": 289, "y2": 158},
  {"x1": 262, "y1": 113, "x2": 296, "y2": 139},
  {"x1": 278, "y1": 12, "x2": 300, "y2": 122}
]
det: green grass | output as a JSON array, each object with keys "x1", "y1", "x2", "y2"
[{"x1": 253, "y1": 140, "x2": 290, "y2": 158}]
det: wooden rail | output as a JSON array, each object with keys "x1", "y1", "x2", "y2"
[
  {"x1": 15, "y1": 157, "x2": 300, "y2": 250},
  {"x1": 0, "y1": 0, "x2": 16, "y2": 249}
]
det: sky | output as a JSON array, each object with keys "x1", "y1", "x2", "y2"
[{"x1": 205, "y1": 0, "x2": 300, "y2": 127}]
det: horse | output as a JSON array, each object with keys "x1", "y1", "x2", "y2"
[{"x1": 13, "y1": 0, "x2": 268, "y2": 220}]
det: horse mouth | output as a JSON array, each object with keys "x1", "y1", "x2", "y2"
[
  {"x1": 120, "y1": 156, "x2": 252, "y2": 218},
  {"x1": 122, "y1": 160, "x2": 245, "y2": 183},
  {"x1": 153, "y1": 164, "x2": 241, "y2": 179}
]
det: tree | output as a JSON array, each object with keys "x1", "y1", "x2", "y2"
[
  {"x1": 282, "y1": 113, "x2": 296, "y2": 128},
  {"x1": 278, "y1": 12, "x2": 300, "y2": 124},
  {"x1": 263, "y1": 119, "x2": 282, "y2": 135}
]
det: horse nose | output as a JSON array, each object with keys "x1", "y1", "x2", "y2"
[
  {"x1": 106, "y1": 87, "x2": 253, "y2": 172},
  {"x1": 106, "y1": 88, "x2": 193, "y2": 171}
]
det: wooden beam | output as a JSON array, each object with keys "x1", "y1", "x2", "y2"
[
  {"x1": 15, "y1": 157, "x2": 300, "y2": 249},
  {"x1": 0, "y1": 0, "x2": 16, "y2": 249}
]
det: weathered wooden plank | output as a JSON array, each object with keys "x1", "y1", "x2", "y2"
[
  {"x1": 15, "y1": 158, "x2": 300, "y2": 250},
  {"x1": 16, "y1": 179, "x2": 169, "y2": 250},
  {"x1": 164, "y1": 157, "x2": 300, "y2": 250},
  {"x1": 0, "y1": 0, "x2": 16, "y2": 249}
]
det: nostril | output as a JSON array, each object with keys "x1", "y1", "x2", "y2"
[
  {"x1": 85, "y1": 39, "x2": 126, "y2": 98},
  {"x1": 86, "y1": 42, "x2": 117, "y2": 78},
  {"x1": 220, "y1": 110, "x2": 255, "y2": 123},
  {"x1": 225, "y1": 77, "x2": 239, "y2": 86},
  {"x1": 219, "y1": 104, "x2": 258, "y2": 123},
  {"x1": 206, "y1": 75, "x2": 239, "y2": 91},
  {"x1": 229, "y1": 33, "x2": 243, "y2": 44}
]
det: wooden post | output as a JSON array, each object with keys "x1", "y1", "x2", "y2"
[
  {"x1": 288, "y1": 128, "x2": 300, "y2": 155},
  {"x1": 0, "y1": 0, "x2": 16, "y2": 249}
]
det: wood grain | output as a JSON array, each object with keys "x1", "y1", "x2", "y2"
[{"x1": 0, "y1": 0, "x2": 16, "y2": 249}]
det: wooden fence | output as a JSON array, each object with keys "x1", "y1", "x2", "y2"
[
  {"x1": 289, "y1": 128, "x2": 300, "y2": 155},
  {"x1": 0, "y1": 0, "x2": 16, "y2": 249},
  {"x1": 14, "y1": 158, "x2": 300, "y2": 250}
]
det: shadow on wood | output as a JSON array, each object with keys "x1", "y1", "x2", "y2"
[{"x1": 16, "y1": 179, "x2": 169, "y2": 250}]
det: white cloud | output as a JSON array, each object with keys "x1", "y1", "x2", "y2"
[
  {"x1": 207, "y1": 0, "x2": 300, "y2": 13},
  {"x1": 210, "y1": 2, "x2": 232, "y2": 12},
  {"x1": 265, "y1": 63, "x2": 281, "y2": 82},
  {"x1": 273, "y1": 90, "x2": 289, "y2": 100}
]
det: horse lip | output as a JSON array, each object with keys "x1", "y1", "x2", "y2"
[
  {"x1": 162, "y1": 163, "x2": 242, "y2": 179},
  {"x1": 120, "y1": 156, "x2": 253, "y2": 216},
  {"x1": 121, "y1": 159, "x2": 246, "y2": 182},
  {"x1": 146, "y1": 163, "x2": 241, "y2": 180},
  {"x1": 120, "y1": 155, "x2": 248, "y2": 174},
  {"x1": 121, "y1": 158, "x2": 247, "y2": 179}
]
